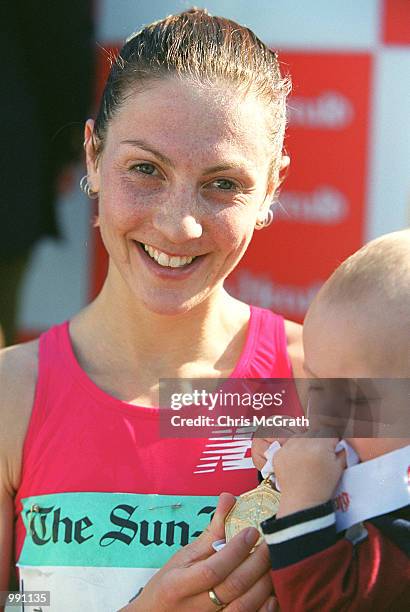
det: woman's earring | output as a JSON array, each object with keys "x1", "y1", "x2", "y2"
[
  {"x1": 255, "y1": 207, "x2": 274, "y2": 230},
  {"x1": 80, "y1": 175, "x2": 99, "y2": 199}
]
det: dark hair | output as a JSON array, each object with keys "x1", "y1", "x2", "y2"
[{"x1": 94, "y1": 8, "x2": 291, "y2": 179}]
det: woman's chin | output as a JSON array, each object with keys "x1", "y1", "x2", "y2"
[{"x1": 136, "y1": 291, "x2": 208, "y2": 317}]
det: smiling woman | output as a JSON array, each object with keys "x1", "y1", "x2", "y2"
[
  {"x1": 0, "y1": 8, "x2": 304, "y2": 612},
  {"x1": 86, "y1": 76, "x2": 285, "y2": 316}
]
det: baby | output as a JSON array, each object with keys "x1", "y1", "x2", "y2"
[{"x1": 253, "y1": 229, "x2": 410, "y2": 610}]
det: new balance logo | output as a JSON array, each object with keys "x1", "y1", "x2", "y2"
[{"x1": 194, "y1": 426, "x2": 256, "y2": 474}]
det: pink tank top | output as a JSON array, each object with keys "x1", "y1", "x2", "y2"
[{"x1": 14, "y1": 306, "x2": 299, "y2": 611}]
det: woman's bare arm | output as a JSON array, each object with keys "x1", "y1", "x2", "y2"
[
  {"x1": 0, "y1": 483, "x2": 14, "y2": 611},
  {"x1": 0, "y1": 343, "x2": 38, "y2": 610}
]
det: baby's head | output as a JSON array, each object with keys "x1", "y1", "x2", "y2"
[{"x1": 303, "y1": 229, "x2": 410, "y2": 460}]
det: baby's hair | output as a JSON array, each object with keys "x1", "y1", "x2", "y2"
[
  {"x1": 305, "y1": 229, "x2": 410, "y2": 377},
  {"x1": 320, "y1": 229, "x2": 410, "y2": 311}
]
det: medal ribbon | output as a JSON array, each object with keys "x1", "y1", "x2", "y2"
[
  {"x1": 333, "y1": 444, "x2": 410, "y2": 531},
  {"x1": 262, "y1": 442, "x2": 410, "y2": 532}
]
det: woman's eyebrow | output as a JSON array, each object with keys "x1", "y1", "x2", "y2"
[
  {"x1": 120, "y1": 139, "x2": 254, "y2": 176},
  {"x1": 120, "y1": 139, "x2": 175, "y2": 168},
  {"x1": 203, "y1": 162, "x2": 251, "y2": 175}
]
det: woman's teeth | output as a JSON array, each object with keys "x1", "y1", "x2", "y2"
[{"x1": 142, "y1": 243, "x2": 195, "y2": 268}]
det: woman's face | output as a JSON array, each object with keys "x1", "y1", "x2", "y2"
[{"x1": 86, "y1": 77, "x2": 287, "y2": 315}]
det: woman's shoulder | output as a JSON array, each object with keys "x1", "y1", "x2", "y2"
[
  {"x1": 0, "y1": 339, "x2": 39, "y2": 400},
  {"x1": 0, "y1": 340, "x2": 39, "y2": 492},
  {"x1": 284, "y1": 318, "x2": 303, "y2": 344},
  {"x1": 283, "y1": 318, "x2": 304, "y2": 378}
]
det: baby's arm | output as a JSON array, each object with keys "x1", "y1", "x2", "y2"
[
  {"x1": 261, "y1": 438, "x2": 410, "y2": 610},
  {"x1": 262, "y1": 505, "x2": 410, "y2": 611}
]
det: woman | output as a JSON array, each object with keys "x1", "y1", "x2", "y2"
[{"x1": 0, "y1": 9, "x2": 303, "y2": 611}]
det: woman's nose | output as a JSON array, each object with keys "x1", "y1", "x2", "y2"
[{"x1": 151, "y1": 200, "x2": 203, "y2": 242}]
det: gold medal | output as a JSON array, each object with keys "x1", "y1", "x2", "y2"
[{"x1": 225, "y1": 477, "x2": 281, "y2": 546}]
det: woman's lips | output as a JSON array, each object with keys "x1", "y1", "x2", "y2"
[{"x1": 133, "y1": 240, "x2": 206, "y2": 279}]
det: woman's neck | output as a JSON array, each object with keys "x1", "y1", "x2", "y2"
[{"x1": 71, "y1": 274, "x2": 250, "y2": 380}]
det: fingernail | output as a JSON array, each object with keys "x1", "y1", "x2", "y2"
[{"x1": 244, "y1": 527, "x2": 259, "y2": 546}]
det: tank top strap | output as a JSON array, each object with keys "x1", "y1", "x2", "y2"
[
  {"x1": 21, "y1": 322, "x2": 69, "y2": 468},
  {"x1": 241, "y1": 306, "x2": 293, "y2": 378}
]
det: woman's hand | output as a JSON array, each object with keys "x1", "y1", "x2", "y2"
[{"x1": 120, "y1": 493, "x2": 277, "y2": 611}]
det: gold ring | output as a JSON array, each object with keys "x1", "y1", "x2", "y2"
[{"x1": 208, "y1": 588, "x2": 225, "y2": 609}]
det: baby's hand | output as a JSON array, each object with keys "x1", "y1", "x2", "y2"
[{"x1": 274, "y1": 437, "x2": 346, "y2": 518}]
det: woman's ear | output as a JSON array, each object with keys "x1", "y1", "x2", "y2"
[
  {"x1": 265, "y1": 154, "x2": 290, "y2": 202},
  {"x1": 259, "y1": 154, "x2": 290, "y2": 219},
  {"x1": 84, "y1": 119, "x2": 100, "y2": 194},
  {"x1": 278, "y1": 154, "x2": 290, "y2": 189}
]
